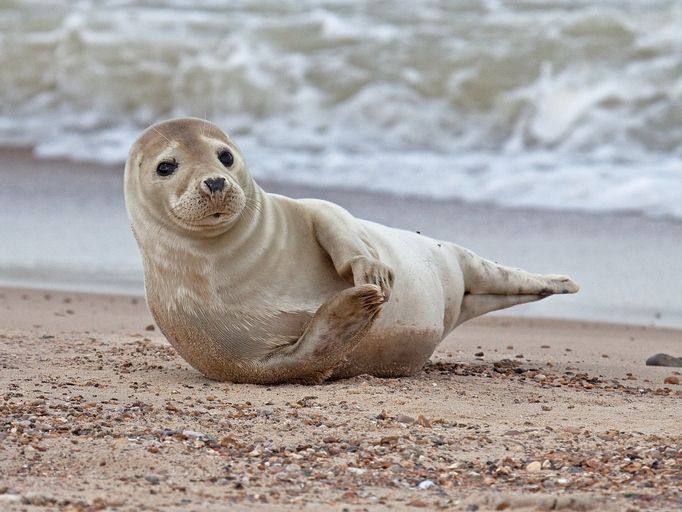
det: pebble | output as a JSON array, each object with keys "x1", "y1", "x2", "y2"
[
  {"x1": 663, "y1": 376, "x2": 680, "y2": 385},
  {"x1": 418, "y1": 479, "x2": 435, "y2": 490},
  {"x1": 144, "y1": 474, "x2": 161, "y2": 485},
  {"x1": 474, "y1": 352, "x2": 484, "y2": 357},
  {"x1": 182, "y1": 430, "x2": 212, "y2": 442},
  {"x1": 526, "y1": 461, "x2": 542, "y2": 472},
  {"x1": 646, "y1": 353, "x2": 682, "y2": 367},
  {"x1": 395, "y1": 414, "x2": 415, "y2": 425}
]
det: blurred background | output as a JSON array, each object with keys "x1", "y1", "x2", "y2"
[{"x1": 1, "y1": 0, "x2": 681, "y2": 326}]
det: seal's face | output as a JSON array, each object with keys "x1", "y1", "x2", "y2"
[{"x1": 125, "y1": 118, "x2": 250, "y2": 237}]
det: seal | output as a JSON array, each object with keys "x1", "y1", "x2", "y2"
[{"x1": 124, "y1": 118, "x2": 579, "y2": 384}]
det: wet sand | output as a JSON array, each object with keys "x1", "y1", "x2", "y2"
[{"x1": 1, "y1": 287, "x2": 681, "y2": 511}]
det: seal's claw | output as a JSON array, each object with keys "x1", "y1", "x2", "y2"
[
  {"x1": 545, "y1": 275, "x2": 580, "y2": 294},
  {"x1": 350, "y1": 256, "x2": 395, "y2": 301},
  {"x1": 355, "y1": 283, "x2": 387, "y2": 313}
]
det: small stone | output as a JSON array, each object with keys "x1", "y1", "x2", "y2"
[
  {"x1": 584, "y1": 458, "x2": 601, "y2": 469},
  {"x1": 181, "y1": 430, "x2": 215, "y2": 443},
  {"x1": 646, "y1": 353, "x2": 682, "y2": 367},
  {"x1": 495, "y1": 500, "x2": 510, "y2": 510},
  {"x1": 395, "y1": 414, "x2": 415, "y2": 425},
  {"x1": 144, "y1": 474, "x2": 160, "y2": 485},
  {"x1": 145, "y1": 324, "x2": 156, "y2": 331},
  {"x1": 474, "y1": 351, "x2": 484, "y2": 357},
  {"x1": 541, "y1": 405, "x2": 552, "y2": 411},
  {"x1": 664, "y1": 376, "x2": 680, "y2": 385},
  {"x1": 417, "y1": 479, "x2": 435, "y2": 490},
  {"x1": 534, "y1": 374, "x2": 547, "y2": 381},
  {"x1": 525, "y1": 461, "x2": 542, "y2": 472},
  {"x1": 622, "y1": 462, "x2": 641, "y2": 473},
  {"x1": 417, "y1": 415, "x2": 432, "y2": 428}
]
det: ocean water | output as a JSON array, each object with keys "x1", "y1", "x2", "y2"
[{"x1": 1, "y1": 0, "x2": 682, "y2": 218}]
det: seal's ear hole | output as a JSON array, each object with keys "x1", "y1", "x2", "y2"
[
  {"x1": 156, "y1": 160, "x2": 178, "y2": 177},
  {"x1": 218, "y1": 150, "x2": 234, "y2": 168}
]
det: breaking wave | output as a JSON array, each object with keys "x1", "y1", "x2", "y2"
[{"x1": 1, "y1": 0, "x2": 681, "y2": 217}]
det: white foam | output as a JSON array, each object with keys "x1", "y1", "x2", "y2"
[{"x1": 0, "y1": 0, "x2": 681, "y2": 219}]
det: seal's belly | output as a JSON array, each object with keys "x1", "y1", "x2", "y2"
[
  {"x1": 332, "y1": 328, "x2": 443, "y2": 379},
  {"x1": 332, "y1": 222, "x2": 465, "y2": 377}
]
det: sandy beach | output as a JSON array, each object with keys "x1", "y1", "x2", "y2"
[
  {"x1": 3, "y1": 3, "x2": 682, "y2": 510},
  {"x1": 1, "y1": 287, "x2": 680, "y2": 511}
]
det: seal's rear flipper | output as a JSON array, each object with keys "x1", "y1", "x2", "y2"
[
  {"x1": 254, "y1": 284, "x2": 385, "y2": 384},
  {"x1": 455, "y1": 293, "x2": 544, "y2": 326},
  {"x1": 454, "y1": 246, "x2": 580, "y2": 296}
]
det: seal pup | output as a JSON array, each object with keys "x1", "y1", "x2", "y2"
[{"x1": 124, "y1": 118, "x2": 579, "y2": 384}]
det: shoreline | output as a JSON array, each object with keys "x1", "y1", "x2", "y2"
[
  {"x1": 1, "y1": 286, "x2": 681, "y2": 511},
  {"x1": 4, "y1": 284, "x2": 682, "y2": 336},
  {"x1": 2, "y1": 147, "x2": 682, "y2": 328}
]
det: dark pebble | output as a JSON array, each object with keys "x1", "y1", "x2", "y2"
[{"x1": 646, "y1": 353, "x2": 682, "y2": 367}]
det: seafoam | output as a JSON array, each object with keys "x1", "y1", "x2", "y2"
[{"x1": 1, "y1": 0, "x2": 681, "y2": 218}]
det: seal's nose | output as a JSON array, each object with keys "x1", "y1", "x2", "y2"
[{"x1": 204, "y1": 177, "x2": 226, "y2": 194}]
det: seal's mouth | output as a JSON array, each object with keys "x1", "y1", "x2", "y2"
[
  {"x1": 196, "y1": 205, "x2": 242, "y2": 226},
  {"x1": 168, "y1": 183, "x2": 247, "y2": 232},
  {"x1": 168, "y1": 205, "x2": 235, "y2": 229}
]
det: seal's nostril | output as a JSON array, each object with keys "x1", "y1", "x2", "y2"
[{"x1": 204, "y1": 177, "x2": 226, "y2": 194}]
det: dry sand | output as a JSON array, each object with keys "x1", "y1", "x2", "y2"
[{"x1": 1, "y1": 287, "x2": 681, "y2": 511}]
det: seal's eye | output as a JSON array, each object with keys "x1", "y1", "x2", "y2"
[
  {"x1": 156, "y1": 161, "x2": 177, "y2": 177},
  {"x1": 218, "y1": 150, "x2": 234, "y2": 168}
]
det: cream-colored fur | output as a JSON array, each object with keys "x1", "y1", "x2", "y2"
[{"x1": 124, "y1": 118, "x2": 579, "y2": 384}]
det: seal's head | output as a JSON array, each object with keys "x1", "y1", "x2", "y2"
[{"x1": 124, "y1": 118, "x2": 251, "y2": 239}]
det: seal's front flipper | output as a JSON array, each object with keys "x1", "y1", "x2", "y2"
[
  {"x1": 255, "y1": 284, "x2": 385, "y2": 384},
  {"x1": 308, "y1": 199, "x2": 395, "y2": 299}
]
